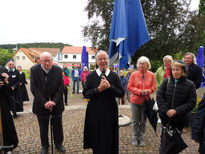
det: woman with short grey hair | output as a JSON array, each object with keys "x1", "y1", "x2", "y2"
[{"x1": 127, "y1": 56, "x2": 156, "y2": 146}]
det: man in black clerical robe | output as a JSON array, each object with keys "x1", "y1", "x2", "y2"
[{"x1": 7, "y1": 60, "x2": 23, "y2": 117}]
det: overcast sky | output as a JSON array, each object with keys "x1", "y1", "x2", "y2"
[{"x1": 0, "y1": 0, "x2": 200, "y2": 47}]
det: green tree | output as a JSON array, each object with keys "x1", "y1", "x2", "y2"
[
  {"x1": 0, "y1": 49, "x2": 15, "y2": 66},
  {"x1": 199, "y1": 0, "x2": 205, "y2": 16},
  {"x1": 82, "y1": 0, "x2": 113, "y2": 51},
  {"x1": 0, "y1": 42, "x2": 71, "y2": 50}
]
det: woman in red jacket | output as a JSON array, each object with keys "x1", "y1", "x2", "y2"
[
  {"x1": 81, "y1": 66, "x2": 89, "y2": 89},
  {"x1": 62, "y1": 70, "x2": 70, "y2": 106},
  {"x1": 127, "y1": 56, "x2": 156, "y2": 147}
]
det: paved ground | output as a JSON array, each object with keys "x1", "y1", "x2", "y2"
[{"x1": 11, "y1": 80, "x2": 203, "y2": 153}]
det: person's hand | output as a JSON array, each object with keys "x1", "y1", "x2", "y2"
[
  {"x1": 1, "y1": 73, "x2": 9, "y2": 84},
  {"x1": 44, "y1": 101, "x2": 56, "y2": 112},
  {"x1": 166, "y1": 109, "x2": 177, "y2": 118},
  {"x1": 141, "y1": 89, "x2": 149, "y2": 96},
  {"x1": 19, "y1": 82, "x2": 22, "y2": 86},
  {"x1": 98, "y1": 76, "x2": 110, "y2": 92}
]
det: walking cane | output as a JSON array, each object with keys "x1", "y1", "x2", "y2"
[{"x1": 49, "y1": 113, "x2": 53, "y2": 154}]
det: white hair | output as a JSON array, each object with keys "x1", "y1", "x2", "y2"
[
  {"x1": 40, "y1": 52, "x2": 52, "y2": 60},
  {"x1": 163, "y1": 55, "x2": 173, "y2": 63},
  {"x1": 95, "y1": 50, "x2": 109, "y2": 66},
  {"x1": 95, "y1": 50, "x2": 108, "y2": 60},
  {"x1": 136, "y1": 56, "x2": 151, "y2": 70}
]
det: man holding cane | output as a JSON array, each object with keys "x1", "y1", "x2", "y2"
[{"x1": 30, "y1": 52, "x2": 66, "y2": 154}]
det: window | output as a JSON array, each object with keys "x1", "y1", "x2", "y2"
[
  {"x1": 22, "y1": 56, "x2": 26, "y2": 60},
  {"x1": 92, "y1": 56, "x2": 95, "y2": 59},
  {"x1": 64, "y1": 55, "x2": 68, "y2": 59},
  {"x1": 16, "y1": 56, "x2": 20, "y2": 60},
  {"x1": 73, "y1": 55, "x2": 76, "y2": 59}
]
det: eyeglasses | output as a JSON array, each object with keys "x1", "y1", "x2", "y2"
[
  {"x1": 172, "y1": 69, "x2": 182, "y2": 72},
  {"x1": 98, "y1": 58, "x2": 108, "y2": 62}
]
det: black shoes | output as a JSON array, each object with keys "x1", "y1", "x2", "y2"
[
  {"x1": 56, "y1": 144, "x2": 66, "y2": 152},
  {"x1": 41, "y1": 148, "x2": 48, "y2": 154},
  {"x1": 41, "y1": 145, "x2": 66, "y2": 153}
]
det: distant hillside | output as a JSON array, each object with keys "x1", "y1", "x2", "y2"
[{"x1": 0, "y1": 42, "x2": 72, "y2": 50}]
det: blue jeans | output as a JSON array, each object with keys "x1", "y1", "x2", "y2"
[{"x1": 72, "y1": 77, "x2": 79, "y2": 93}]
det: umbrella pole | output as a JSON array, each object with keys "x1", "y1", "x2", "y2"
[{"x1": 50, "y1": 114, "x2": 53, "y2": 154}]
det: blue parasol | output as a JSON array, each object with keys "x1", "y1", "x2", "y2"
[
  {"x1": 109, "y1": 0, "x2": 150, "y2": 70},
  {"x1": 196, "y1": 46, "x2": 205, "y2": 87},
  {"x1": 81, "y1": 46, "x2": 89, "y2": 70}
]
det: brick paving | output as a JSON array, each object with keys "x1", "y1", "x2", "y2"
[{"x1": 11, "y1": 80, "x2": 201, "y2": 153}]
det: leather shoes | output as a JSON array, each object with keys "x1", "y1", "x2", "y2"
[
  {"x1": 41, "y1": 148, "x2": 48, "y2": 154},
  {"x1": 56, "y1": 144, "x2": 66, "y2": 152}
]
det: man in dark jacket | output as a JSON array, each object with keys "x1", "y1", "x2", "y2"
[
  {"x1": 184, "y1": 53, "x2": 203, "y2": 89},
  {"x1": 30, "y1": 52, "x2": 66, "y2": 154},
  {"x1": 192, "y1": 93, "x2": 205, "y2": 154},
  {"x1": 183, "y1": 52, "x2": 203, "y2": 132}
]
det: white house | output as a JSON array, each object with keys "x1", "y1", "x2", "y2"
[
  {"x1": 14, "y1": 48, "x2": 60, "y2": 70},
  {"x1": 60, "y1": 46, "x2": 97, "y2": 68},
  {"x1": 14, "y1": 47, "x2": 98, "y2": 70}
]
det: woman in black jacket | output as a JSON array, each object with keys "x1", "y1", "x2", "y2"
[{"x1": 157, "y1": 61, "x2": 196, "y2": 153}]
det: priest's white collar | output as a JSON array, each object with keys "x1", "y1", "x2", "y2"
[{"x1": 96, "y1": 68, "x2": 110, "y2": 77}]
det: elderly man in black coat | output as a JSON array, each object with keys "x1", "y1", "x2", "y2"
[
  {"x1": 183, "y1": 52, "x2": 203, "y2": 132},
  {"x1": 30, "y1": 52, "x2": 66, "y2": 154}
]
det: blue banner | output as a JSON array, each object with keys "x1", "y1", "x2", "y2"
[{"x1": 109, "y1": 0, "x2": 150, "y2": 70}]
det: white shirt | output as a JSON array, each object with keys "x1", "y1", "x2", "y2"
[{"x1": 96, "y1": 68, "x2": 110, "y2": 77}]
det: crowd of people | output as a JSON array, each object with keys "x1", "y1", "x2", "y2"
[{"x1": 0, "y1": 51, "x2": 204, "y2": 154}]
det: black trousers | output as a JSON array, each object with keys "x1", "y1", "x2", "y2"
[
  {"x1": 63, "y1": 88, "x2": 68, "y2": 105},
  {"x1": 37, "y1": 114, "x2": 64, "y2": 148}
]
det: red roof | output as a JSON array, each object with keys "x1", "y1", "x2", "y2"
[
  {"x1": 62, "y1": 46, "x2": 97, "y2": 54},
  {"x1": 29, "y1": 48, "x2": 59, "y2": 57},
  {"x1": 15, "y1": 48, "x2": 60, "y2": 63}
]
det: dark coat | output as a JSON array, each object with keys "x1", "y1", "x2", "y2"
[
  {"x1": 0, "y1": 66, "x2": 18, "y2": 152},
  {"x1": 187, "y1": 63, "x2": 203, "y2": 89},
  {"x1": 192, "y1": 94, "x2": 205, "y2": 154},
  {"x1": 83, "y1": 70, "x2": 124, "y2": 154},
  {"x1": 19, "y1": 72, "x2": 29, "y2": 102},
  {"x1": 157, "y1": 76, "x2": 196, "y2": 129},
  {"x1": 7, "y1": 68, "x2": 23, "y2": 112},
  {"x1": 30, "y1": 64, "x2": 64, "y2": 116}
]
